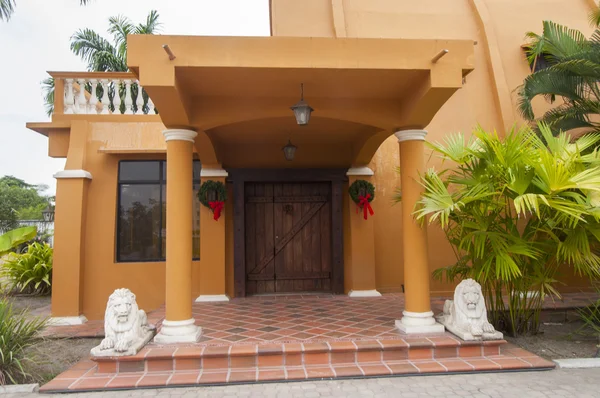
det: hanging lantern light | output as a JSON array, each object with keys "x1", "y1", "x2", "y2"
[
  {"x1": 282, "y1": 140, "x2": 297, "y2": 161},
  {"x1": 290, "y1": 83, "x2": 313, "y2": 126},
  {"x1": 42, "y1": 201, "x2": 55, "y2": 222}
]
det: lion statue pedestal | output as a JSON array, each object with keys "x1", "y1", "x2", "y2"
[
  {"x1": 91, "y1": 288, "x2": 155, "y2": 357},
  {"x1": 436, "y1": 279, "x2": 503, "y2": 341}
]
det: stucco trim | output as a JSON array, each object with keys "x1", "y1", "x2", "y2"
[
  {"x1": 48, "y1": 315, "x2": 88, "y2": 325},
  {"x1": 53, "y1": 170, "x2": 92, "y2": 180},
  {"x1": 200, "y1": 169, "x2": 229, "y2": 177},
  {"x1": 394, "y1": 130, "x2": 428, "y2": 143},
  {"x1": 195, "y1": 294, "x2": 230, "y2": 302},
  {"x1": 163, "y1": 129, "x2": 197, "y2": 142},
  {"x1": 346, "y1": 167, "x2": 374, "y2": 176}
]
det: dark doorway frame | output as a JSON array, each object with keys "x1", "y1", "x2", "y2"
[{"x1": 228, "y1": 169, "x2": 347, "y2": 297}]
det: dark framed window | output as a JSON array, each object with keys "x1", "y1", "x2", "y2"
[
  {"x1": 523, "y1": 46, "x2": 551, "y2": 72},
  {"x1": 117, "y1": 160, "x2": 201, "y2": 262}
]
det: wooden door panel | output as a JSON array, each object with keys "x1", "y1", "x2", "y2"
[{"x1": 246, "y1": 181, "x2": 332, "y2": 294}]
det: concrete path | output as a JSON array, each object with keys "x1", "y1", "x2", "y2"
[{"x1": 4, "y1": 369, "x2": 599, "y2": 397}]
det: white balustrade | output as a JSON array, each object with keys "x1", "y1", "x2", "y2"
[{"x1": 61, "y1": 75, "x2": 156, "y2": 115}]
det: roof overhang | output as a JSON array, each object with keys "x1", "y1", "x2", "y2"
[{"x1": 126, "y1": 35, "x2": 474, "y2": 166}]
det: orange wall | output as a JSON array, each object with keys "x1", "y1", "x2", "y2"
[{"x1": 272, "y1": 0, "x2": 597, "y2": 294}]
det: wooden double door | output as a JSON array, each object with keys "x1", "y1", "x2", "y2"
[{"x1": 245, "y1": 182, "x2": 333, "y2": 294}]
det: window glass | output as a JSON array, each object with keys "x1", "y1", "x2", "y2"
[
  {"x1": 116, "y1": 160, "x2": 202, "y2": 262},
  {"x1": 117, "y1": 184, "x2": 162, "y2": 261},
  {"x1": 119, "y1": 161, "x2": 160, "y2": 182}
]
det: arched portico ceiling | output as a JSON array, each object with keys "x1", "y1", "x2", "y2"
[{"x1": 129, "y1": 35, "x2": 474, "y2": 166}]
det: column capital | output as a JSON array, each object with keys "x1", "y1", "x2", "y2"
[
  {"x1": 346, "y1": 166, "x2": 374, "y2": 176},
  {"x1": 394, "y1": 129, "x2": 427, "y2": 143},
  {"x1": 163, "y1": 129, "x2": 197, "y2": 142},
  {"x1": 54, "y1": 170, "x2": 92, "y2": 179}
]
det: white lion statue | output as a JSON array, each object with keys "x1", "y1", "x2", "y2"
[
  {"x1": 91, "y1": 288, "x2": 155, "y2": 357},
  {"x1": 437, "y1": 279, "x2": 503, "y2": 341}
]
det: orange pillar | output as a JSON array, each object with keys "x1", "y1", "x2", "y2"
[
  {"x1": 196, "y1": 169, "x2": 229, "y2": 302},
  {"x1": 50, "y1": 171, "x2": 90, "y2": 324},
  {"x1": 394, "y1": 130, "x2": 444, "y2": 334},
  {"x1": 345, "y1": 168, "x2": 380, "y2": 297},
  {"x1": 154, "y1": 129, "x2": 202, "y2": 344}
]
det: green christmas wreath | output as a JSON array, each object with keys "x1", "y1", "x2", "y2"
[
  {"x1": 348, "y1": 179, "x2": 375, "y2": 205},
  {"x1": 198, "y1": 180, "x2": 227, "y2": 207}
]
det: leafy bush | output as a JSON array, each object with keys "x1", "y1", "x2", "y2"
[
  {"x1": 0, "y1": 298, "x2": 47, "y2": 385},
  {"x1": 409, "y1": 124, "x2": 600, "y2": 336},
  {"x1": 0, "y1": 226, "x2": 38, "y2": 256},
  {"x1": 2, "y1": 243, "x2": 53, "y2": 295}
]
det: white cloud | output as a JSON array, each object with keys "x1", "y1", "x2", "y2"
[{"x1": 0, "y1": 0, "x2": 269, "y2": 194}]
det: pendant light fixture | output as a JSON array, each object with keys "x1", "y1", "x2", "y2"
[{"x1": 290, "y1": 83, "x2": 313, "y2": 125}]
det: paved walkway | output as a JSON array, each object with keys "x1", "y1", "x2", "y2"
[{"x1": 5, "y1": 369, "x2": 600, "y2": 397}]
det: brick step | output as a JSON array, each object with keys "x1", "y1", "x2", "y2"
[{"x1": 93, "y1": 337, "x2": 507, "y2": 375}]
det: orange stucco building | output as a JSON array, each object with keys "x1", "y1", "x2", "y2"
[{"x1": 28, "y1": 0, "x2": 596, "y2": 339}]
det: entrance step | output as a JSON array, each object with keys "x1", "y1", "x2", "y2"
[{"x1": 41, "y1": 337, "x2": 554, "y2": 392}]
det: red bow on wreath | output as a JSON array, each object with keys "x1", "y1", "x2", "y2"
[
  {"x1": 209, "y1": 201, "x2": 224, "y2": 221},
  {"x1": 356, "y1": 194, "x2": 374, "y2": 220}
]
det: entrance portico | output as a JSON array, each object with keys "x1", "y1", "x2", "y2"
[{"x1": 127, "y1": 34, "x2": 474, "y2": 342}]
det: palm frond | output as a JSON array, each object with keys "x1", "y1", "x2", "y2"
[
  {"x1": 135, "y1": 10, "x2": 162, "y2": 34},
  {"x1": 0, "y1": 0, "x2": 15, "y2": 21}
]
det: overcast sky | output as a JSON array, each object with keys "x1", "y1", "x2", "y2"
[{"x1": 0, "y1": 0, "x2": 270, "y2": 194}]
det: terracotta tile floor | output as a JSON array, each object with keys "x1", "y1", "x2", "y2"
[
  {"x1": 43, "y1": 291, "x2": 598, "y2": 341},
  {"x1": 39, "y1": 293, "x2": 567, "y2": 392}
]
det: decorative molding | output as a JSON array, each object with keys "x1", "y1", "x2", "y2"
[
  {"x1": 348, "y1": 289, "x2": 382, "y2": 297},
  {"x1": 394, "y1": 130, "x2": 428, "y2": 143},
  {"x1": 195, "y1": 294, "x2": 230, "y2": 302},
  {"x1": 53, "y1": 170, "x2": 92, "y2": 180},
  {"x1": 346, "y1": 167, "x2": 374, "y2": 176},
  {"x1": 154, "y1": 318, "x2": 202, "y2": 344},
  {"x1": 48, "y1": 315, "x2": 88, "y2": 326},
  {"x1": 395, "y1": 310, "x2": 445, "y2": 334},
  {"x1": 200, "y1": 169, "x2": 229, "y2": 178},
  {"x1": 163, "y1": 129, "x2": 197, "y2": 143}
]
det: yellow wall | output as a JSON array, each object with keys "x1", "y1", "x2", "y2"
[{"x1": 272, "y1": 0, "x2": 596, "y2": 294}]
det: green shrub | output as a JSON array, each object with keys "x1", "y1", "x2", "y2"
[
  {"x1": 2, "y1": 243, "x2": 53, "y2": 295},
  {"x1": 0, "y1": 298, "x2": 47, "y2": 385},
  {"x1": 407, "y1": 124, "x2": 600, "y2": 336}
]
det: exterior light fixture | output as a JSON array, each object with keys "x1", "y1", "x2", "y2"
[
  {"x1": 282, "y1": 140, "x2": 297, "y2": 161},
  {"x1": 42, "y1": 201, "x2": 55, "y2": 222},
  {"x1": 290, "y1": 83, "x2": 313, "y2": 125}
]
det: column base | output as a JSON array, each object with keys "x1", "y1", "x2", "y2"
[
  {"x1": 195, "y1": 294, "x2": 230, "y2": 302},
  {"x1": 48, "y1": 315, "x2": 88, "y2": 326},
  {"x1": 154, "y1": 319, "x2": 202, "y2": 344},
  {"x1": 395, "y1": 311, "x2": 445, "y2": 334},
  {"x1": 348, "y1": 289, "x2": 382, "y2": 297}
]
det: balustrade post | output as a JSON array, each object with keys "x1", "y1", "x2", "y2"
[
  {"x1": 88, "y1": 79, "x2": 98, "y2": 114},
  {"x1": 100, "y1": 79, "x2": 110, "y2": 114},
  {"x1": 112, "y1": 79, "x2": 122, "y2": 114},
  {"x1": 53, "y1": 78, "x2": 65, "y2": 115},
  {"x1": 124, "y1": 79, "x2": 133, "y2": 114},
  {"x1": 135, "y1": 81, "x2": 144, "y2": 114},
  {"x1": 76, "y1": 79, "x2": 87, "y2": 114},
  {"x1": 64, "y1": 79, "x2": 75, "y2": 114}
]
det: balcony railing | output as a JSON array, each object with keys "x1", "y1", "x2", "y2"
[{"x1": 51, "y1": 72, "x2": 157, "y2": 116}]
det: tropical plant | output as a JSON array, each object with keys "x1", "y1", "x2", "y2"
[
  {"x1": 0, "y1": 176, "x2": 52, "y2": 224},
  {"x1": 42, "y1": 10, "x2": 161, "y2": 115},
  {"x1": 1, "y1": 242, "x2": 53, "y2": 295},
  {"x1": 0, "y1": 298, "x2": 47, "y2": 385},
  {"x1": 0, "y1": 0, "x2": 91, "y2": 21},
  {"x1": 518, "y1": 17, "x2": 600, "y2": 136},
  {"x1": 0, "y1": 226, "x2": 37, "y2": 256},
  {"x1": 405, "y1": 124, "x2": 600, "y2": 336}
]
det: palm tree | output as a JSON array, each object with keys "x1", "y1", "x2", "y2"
[
  {"x1": 42, "y1": 10, "x2": 161, "y2": 115},
  {"x1": 403, "y1": 124, "x2": 600, "y2": 335},
  {"x1": 517, "y1": 18, "x2": 600, "y2": 136},
  {"x1": 1, "y1": 0, "x2": 91, "y2": 21}
]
